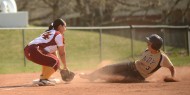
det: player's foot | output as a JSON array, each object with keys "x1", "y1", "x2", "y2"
[
  {"x1": 33, "y1": 79, "x2": 55, "y2": 86},
  {"x1": 79, "y1": 73, "x2": 95, "y2": 82},
  {"x1": 49, "y1": 78, "x2": 61, "y2": 84}
]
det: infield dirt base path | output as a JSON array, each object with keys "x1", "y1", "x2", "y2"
[{"x1": 0, "y1": 66, "x2": 190, "y2": 95}]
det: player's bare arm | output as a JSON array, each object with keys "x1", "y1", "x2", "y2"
[
  {"x1": 168, "y1": 66, "x2": 175, "y2": 77},
  {"x1": 58, "y1": 46, "x2": 67, "y2": 70}
]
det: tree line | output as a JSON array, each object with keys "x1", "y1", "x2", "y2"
[{"x1": 16, "y1": 0, "x2": 190, "y2": 26}]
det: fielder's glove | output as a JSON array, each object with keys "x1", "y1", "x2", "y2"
[{"x1": 60, "y1": 69, "x2": 75, "y2": 82}]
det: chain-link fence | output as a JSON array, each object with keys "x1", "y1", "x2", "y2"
[{"x1": 0, "y1": 25, "x2": 189, "y2": 67}]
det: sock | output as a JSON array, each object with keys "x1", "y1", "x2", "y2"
[{"x1": 40, "y1": 66, "x2": 55, "y2": 80}]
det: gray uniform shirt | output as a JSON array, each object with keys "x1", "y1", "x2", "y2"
[{"x1": 135, "y1": 50, "x2": 173, "y2": 78}]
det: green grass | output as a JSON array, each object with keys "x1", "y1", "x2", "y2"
[
  {"x1": 0, "y1": 29, "x2": 189, "y2": 74},
  {"x1": 170, "y1": 56, "x2": 190, "y2": 66},
  {"x1": 0, "y1": 61, "x2": 41, "y2": 74}
]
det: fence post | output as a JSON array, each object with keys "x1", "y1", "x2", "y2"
[
  {"x1": 22, "y1": 29, "x2": 26, "y2": 67},
  {"x1": 188, "y1": 26, "x2": 190, "y2": 56},
  {"x1": 130, "y1": 26, "x2": 134, "y2": 58},
  {"x1": 161, "y1": 29, "x2": 166, "y2": 52},
  {"x1": 99, "y1": 29, "x2": 102, "y2": 62}
]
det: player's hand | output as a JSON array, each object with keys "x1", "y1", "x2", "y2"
[{"x1": 163, "y1": 76, "x2": 179, "y2": 82}]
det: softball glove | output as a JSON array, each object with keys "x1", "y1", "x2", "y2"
[{"x1": 60, "y1": 69, "x2": 75, "y2": 82}]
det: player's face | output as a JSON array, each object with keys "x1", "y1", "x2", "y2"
[
  {"x1": 147, "y1": 41, "x2": 159, "y2": 53},
  {"x1": 58, "y1": 24, "x2": 66, "y2": 34},
  {"x1": 147, "y1": 41, "x2": 152, "y2": 50}
]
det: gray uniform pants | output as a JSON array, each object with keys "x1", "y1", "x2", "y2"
[{"x1": 90, "y1": 61, "x2": 145, "y2": 82}]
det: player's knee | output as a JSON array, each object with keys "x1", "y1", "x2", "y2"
[{"x1": 52, "y1": 59, "x2": 60, "y2": 71}]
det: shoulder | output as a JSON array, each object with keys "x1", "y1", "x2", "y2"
[
  {"x1": 51, "y1": 30, "x2": 63, "y2": 38},
  {"x1": 143, "y1": 49, "x2": 150, "y2": 54},
  {"x1": 48, "y1": 30, "x2": 61, "y2": 35},
  {"x1": 54, "y1": 31, "x2": 61, "y2": 35},
  {"x1": 141, "y1": 49, "x2": 149, "y2": 54},
  {"x1": 160, "y1": 51, "x2": 173, "y2": 66},
  {"x1": 160, "y1": 51, "x2": 170, "y2": 59}
]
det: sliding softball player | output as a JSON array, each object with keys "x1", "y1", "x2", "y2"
[{"x1": 80, "y1": 34, "x2": 176, "y2": 82}]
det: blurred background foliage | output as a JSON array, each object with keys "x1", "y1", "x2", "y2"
[{"x1": 15, "y1": 0, "x2": 190, "y2": 26}]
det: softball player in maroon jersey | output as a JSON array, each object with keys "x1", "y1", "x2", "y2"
[
  {"x1": 24, "y1": 18, "x2": 68, "y2": 86},
  {"x1": 80, "y1": 34, "x2": 176, "y2": 82}
]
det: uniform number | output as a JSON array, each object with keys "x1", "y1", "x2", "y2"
[{"x1": 42, "y1": 32, "x2": 51, "y2": 40}]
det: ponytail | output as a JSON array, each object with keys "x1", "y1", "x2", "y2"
[
  {"x1": 46, "y1": 18, "x2": 65, "y2": 31},
  {"x1": 45, "y1": 23, "x2": 54, "y2": 32},
  {"x1": 48, "y1": 23, "x2": 54, "y2": 30}
]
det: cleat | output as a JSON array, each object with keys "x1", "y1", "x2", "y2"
[
  {"x1": 33, "y1": 79, "x2": 55, "y2": 86},
  {"x1": 49, "y1": 78, "x2": 61, "y2": 84}
]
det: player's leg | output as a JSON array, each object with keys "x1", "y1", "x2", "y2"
[
  {"x1": 25, "y1": 45, "x2": 59, "y2": 86},
  {"x1": 41, "y1": 66, "x2": 56, "y2": 79},
  {"x1": 97, "y1": 62, "x2": 136, "y2": 81},
  {"x1": 80, "y1": 61, "x2": 133, "y2": 81},
  {"x1": 120, "y1": 63, "x2": 145, "y2": 83},
  {"x1": 35, "y1": 55, "x2": 60, "y2": 85},
  {"x1": 80, "y1": 61, "x2": 145, "y2": 82}
]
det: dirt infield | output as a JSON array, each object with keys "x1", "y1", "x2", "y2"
[{"x1": 0, "y1": 66, "x2": 190, "y2": 95}]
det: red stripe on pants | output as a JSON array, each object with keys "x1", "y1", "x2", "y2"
[{"x1": 24, "y1": 45, "x2": 60, "y2": 71}]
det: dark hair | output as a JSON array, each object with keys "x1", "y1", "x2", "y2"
[
  {"x1": 146, "y1": 34, "x2": 163, "y2": 50},
  {"x1": 47, "y1": 18, "x2": 65, "y2": 31}
]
